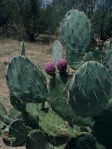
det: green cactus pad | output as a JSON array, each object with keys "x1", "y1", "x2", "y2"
[
  {"x1": 38, "y1": 109, "x2": 80, "y2": 138},
  {"x1": 60, "y1": 9, "x2": 91, "y2": 69},
  {"x1": 3, "y1": 119, "x2": 29, "y2": 146},
  {"x1": 60, "y1": 9, "x2": 91, "y2": 52},
  {"x1": 53, "y1": 40, "x2": 63, "y2": 66},
  {"x1": 69, "y1": 61, "x2": 111, "y2": 117},
  {"x1": 38, "y1": 109, "x2": 81, "y2": 146},
  {"x1": 25, "y1": 130, "x2": 47, "y2": 149},
  {"x1": 6, "y1": 56, "x2": 48, "y2": 104}
]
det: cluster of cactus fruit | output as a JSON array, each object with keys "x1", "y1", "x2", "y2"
[{"x1": 0, "y1": 9, "x2": 112, "y2": 149}]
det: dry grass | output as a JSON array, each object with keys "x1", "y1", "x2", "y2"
[{"x1": 0, "y1": 38, "x2": 54, "y2": 149}]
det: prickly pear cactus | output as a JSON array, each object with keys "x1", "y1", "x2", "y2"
[
  {"x1": 6, "y1": 56, "x2": 48, "y2": 108},
  {"x1": 60, "y1": 9, "x2": 91, "y2": 52},
  {"x1": 2, "y1": 11, "x2": 112, "y2": 149},
  {"x1": 69, "y1": 61, "x2": 111, "y2": 117},
  {"x1": 3, "y1": 119, "x2": 29, "y2": 146},
  {"x1": 53, "y1": 40, "x2": 63, "y2": 66},
  {"x1": 60, "y1": 9, "x2": 91, "y2": 69},
  {"x1": 25, "y1": 130, "x2": 48, "y2": 149},
  {"x1": 38, "y1": 109, "x2": 81, "y2": 146}
]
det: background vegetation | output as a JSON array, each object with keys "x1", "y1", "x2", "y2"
[{"x1": 0, "y1": 0, "x2": 111, "y2": 41}]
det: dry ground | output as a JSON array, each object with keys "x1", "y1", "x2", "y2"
[{"x1": 0, "y1": 39, "x2": 54, "y2": 149}]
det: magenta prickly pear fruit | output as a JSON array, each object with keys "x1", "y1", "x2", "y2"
[
  {"x1": 44, "y1": 63, "x2": 55, "y2": 76},
  {"x1": 57, "y1": 59, "x2": 67, "y2": 72},
  {"x1": 4, "y1": 60, "x2": 9, "y2": 65}
]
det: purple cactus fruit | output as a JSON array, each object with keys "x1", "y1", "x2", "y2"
[
  {"x1": 44, "y1": 63, "x2": 55, "y2": 77},
  {"x1": 4, "y1": 60, "x2": 9, "y2": 65},
  {"x1": 57, "y1": 59, "x2": 67, "y2": 72}
]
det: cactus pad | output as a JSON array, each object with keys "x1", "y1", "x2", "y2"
[
  {"x1": 25, "y1": 130, "x2": 47, "y2": 149},
  {"x1": 60, "y1": 9, "x2": 91, "y2": 52},
  {"x1": 6, "y1": 56, "x2": 47, "y2": 104},
  {"x1": 38, "y1": 109, "x2": 80, "y2": 138},
  {"x1": 53, "y1": 40, "x2": 63, "y2": 65},
  {"x1": 60, "y1": 9, "x2": 91, "y2": 69},
  {"x1": 69, "y1": 61, "x2": 111, "y2": 117},
  {"x1": 3, "y1": 119, "x2": 29, "y2": 146}
]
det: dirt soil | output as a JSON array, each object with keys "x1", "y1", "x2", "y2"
[{"x1": 0, "y1": 39, "x2": 54, "y2": 149}]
